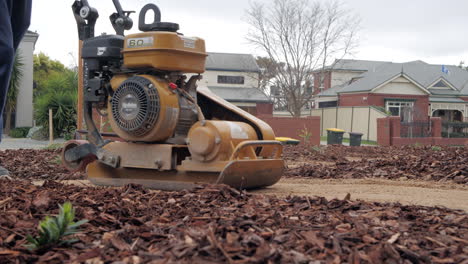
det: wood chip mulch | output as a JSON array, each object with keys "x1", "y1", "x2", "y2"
[
  {"x1": 284, "y1": 145, "x2": 468, "y2": 184},
  {"x1": 0, "y1": 180, "x2": 466, "y2": 263}
]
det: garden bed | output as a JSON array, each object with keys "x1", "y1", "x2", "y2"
[
  {"x1": 0, "y1": 180, "x2": 466, "y2": 263},
  {"x1": 284, "y1": 145, "x2": 468, "y2": 184}
]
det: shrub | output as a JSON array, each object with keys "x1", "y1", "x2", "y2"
[
  {"x1": 34, "y1": 70, "x2": 77, "y2": 138},
  {"x1": 31, "y1": 127, "x2": 49, "y2": 141},
  {"x1": 25, "y1": 202, "x2": 87, "y2": 252},
  {"x1": 9, "y1": 127, "x2": 31, "y2": 138}
]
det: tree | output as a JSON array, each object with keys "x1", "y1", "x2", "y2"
[
  {"x1": 246, "y1": 0, "x2": 360, "y2": 117},
  {"x1": 35, "y1": 69, "x2": 78, "y2": 138},
  {"x1": 4, "y1": 51, "x2": 24, "y2": 134},
  {"x1": 255, "y1": 56, "x2": 280, "y2": 95},
  {"x1": 33, "y1": 52, "x2": 69, "y2": 97}
]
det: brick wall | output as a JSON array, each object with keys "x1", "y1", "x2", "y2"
[
  {"x1": 339, "y1": 93, "x2": 371, "y2": 106},
  {"x1": 377, "y1": 116, "x2": 468, "y2": 146},
  {"x1": 259, "y1": 116, "x2": 321, "y2": 145},
  {"x1": 313, "y1": 71, "x2": 332, "y2": 94},
  {"x1": 369, "y1": 94, "x2": 429, "y2": 121},
  {"x1": 339, "y1": 93, "x2": 430, "y2": 121}
]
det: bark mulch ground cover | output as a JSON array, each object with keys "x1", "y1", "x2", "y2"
[
  {"x1": 1, "y1": 145, "x2": 466, "y2": 184},
  {"x1": 0, "y1": 149, "x2": 84, "y2": 181},
  {"x1": 0, "y1": 180, "x2": 467, "y2": 263},
  {"x1": 285, "y1": 145, "x2": 468, "y2": 185}
]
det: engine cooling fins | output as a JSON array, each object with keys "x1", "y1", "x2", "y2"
[{"x1": 111, "y1": 76, "x2": 160, "y2": 137}]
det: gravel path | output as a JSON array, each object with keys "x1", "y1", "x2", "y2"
[
  {"x1": 253, "y1": 178, "x2": 468, "y2": 211},
  {"x1": 0, "y1": 137, "x2": 65, "y2": 150}
]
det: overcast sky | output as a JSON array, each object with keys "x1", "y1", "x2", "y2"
[{"x1": 30, "y1": 0, "x2": 468, "y2": 68}]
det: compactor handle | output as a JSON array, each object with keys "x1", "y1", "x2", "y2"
[
  {"x1": 72, "y1": 0, "x2": 99, "y2": 40},
  {"x1": 138, "y1": 3, "x2": 179, "y2": 32},
  {"x1": 230, "y1": 140, "x2": 283, "y2": 160},
  {"x1": 110, "y1": 0, "x2": 134, "y2": 35}
]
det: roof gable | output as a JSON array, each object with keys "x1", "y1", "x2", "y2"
[
  {"x1": 372, "y1": 74, "x2": 430, "y2": 95},
  {"x1": 428, "y1": 78, "x2": 456, "y2": 90}
]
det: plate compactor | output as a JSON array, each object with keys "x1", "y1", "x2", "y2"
[{"x1": 62, "y1": 0, "x2": 284, "y2": 190}]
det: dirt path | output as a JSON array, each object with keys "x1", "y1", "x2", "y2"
[
  {"x1": 252, "y1": 178, "x2": 468, "y2": 211},
  {"x1": 32, "y1": 178, "x2": 468, "y2": 211}
]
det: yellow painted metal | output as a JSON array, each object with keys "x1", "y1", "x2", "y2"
[
  {"x1": 86, "y1": 142, "x2": 284, "y2": 190},
  {"x1": 122, "y1": 32, "x2": 207, "y2": 73},
  {"x1": 102, "y1": 142, "x2": 176, "y2": 171},
  {"x1": 108, "y1": 75, "x2": 180, "y2": 142},
  {"x1": 87, "y1": 161, "x2": 219, "y2": 191},
  {"x1": 216, "y1": 159, "x2": 284, "y2": 189},
  {"x1": 197, "y1": 89, "x2": 278, "y2": 157},
  {"x1": 187, "y1": 120, "x2": 257, "y2": 162}
]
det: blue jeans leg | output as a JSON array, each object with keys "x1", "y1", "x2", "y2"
[{"x1": 0, "y1": 0, "x2": 32, "y2": 142}]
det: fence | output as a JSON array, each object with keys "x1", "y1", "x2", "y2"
[
  {"x1": 401, "y1": 121, "x2": 432, "y2": 138},
  {"x1": 442, "y1": 122, "x2": 468, "y2": 138},
  {"x1": 378, "y1": 117, "x2": 468, "y2": 146},
  {"x1": 274, "y1": 106, "x2": 389, "y2": 142}
]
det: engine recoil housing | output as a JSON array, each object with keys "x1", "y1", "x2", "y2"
[{"x1": 108, "y1": 75, "x2": 180, "y2": 142}]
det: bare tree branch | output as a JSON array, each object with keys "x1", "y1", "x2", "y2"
[{"x1": 246, "y1": 0, "x2": 360, "y2": 117}]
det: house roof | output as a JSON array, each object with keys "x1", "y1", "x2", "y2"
[
  {"x1": 208, "y1": 86, "x2": 270, "y2": 103},
  {"x1": 317, "y1": 83, "x2": 348, "y2": 97},
  {"x1": 206, "y1": 52, "x2": 260, "y2": 73},
  {"x1": 335, "y1": 60, "x2": 468, "y2": 96},
  {"x1": 326, "y1": 59, "x2": 389, "y2": 72}
]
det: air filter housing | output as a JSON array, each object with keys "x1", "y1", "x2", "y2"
[{"x1": 111, "y1": 76, "x2": 160, "y2": 137}]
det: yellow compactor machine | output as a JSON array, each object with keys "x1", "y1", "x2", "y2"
[{"x1": 62, "y1": 0, "x2": 284, "y2": 190}]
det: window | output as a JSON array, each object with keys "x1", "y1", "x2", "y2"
[
  {"x1": 319, "y1": 101, "x2": 338, "y2": 108},
  {"x1": 217, "y1": 75, "x2": 245, "y2": 84},
  {"x1": 386, "y1": 101, "x2": 414, "y2": 122}
]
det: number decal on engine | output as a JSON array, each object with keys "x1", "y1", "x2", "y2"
[{"x1": 127, "y1": 37, "x2": 154, "y2": 48}]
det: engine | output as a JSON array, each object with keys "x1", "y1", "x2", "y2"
[
  {"x1": 80, "y1": 3, "x2": 258, "y2": 151},
  {"x1": 65, "y1": 0, "x2": 284, "y2": 190}
]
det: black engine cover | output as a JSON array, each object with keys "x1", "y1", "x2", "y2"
[{"x1": 82, "y1": 35, "x2": 124, "y2": 60}]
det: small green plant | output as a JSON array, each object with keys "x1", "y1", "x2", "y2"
[
  {"x1": 310, "y1": 145, "x2": 323, "y2": 153},
  {"x1": 50, "y1": 155, "x2": 62, "y2": 165},
  {"x1": 431, "y1": 146, "x2": 442, "y2": 151},
  {"x1": 63, "y1": 129, "x2": 75, "y2": 141},
  {"x1": 43, "y1": 143, "x2": 64, "y2": 150},
  {"x1": 298, "y1": 125, "x2": 312, "y2": 143},
  {"x1": 9, "y1": 127, "x2": 31, "y2": 138},
  {"x1": 25, "y1": 202, "x2": 87, "y2": 251}
]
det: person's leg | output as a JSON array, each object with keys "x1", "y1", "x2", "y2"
[
  {"x1": 0, "y1": 0, "x2": 14, "y2": 176},
  {"x1": 11, "y1": 0, "x2": 32, "y2": 51}
]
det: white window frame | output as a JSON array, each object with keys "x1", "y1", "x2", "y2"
[{"x1": 385, "y1": 101, "x2": 414, "y2": 122}]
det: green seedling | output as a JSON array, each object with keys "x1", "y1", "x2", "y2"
[
  {"x1": 25, "y1": 202, "x2": 87, "y2": 251},
  {"x1": 431, "y1": 146, "x2": 442, "y2": 151}
]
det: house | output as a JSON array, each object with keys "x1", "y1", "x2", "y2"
[
  {"x1": 313, "y1": 59, "x2": 468, "y2": 122},
  {"x1": 199, "y1": 52, "x2": 273, "y2": 116},
  {"x1": 5, "y1": 30, "x2": 39, "y2": 129}
]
